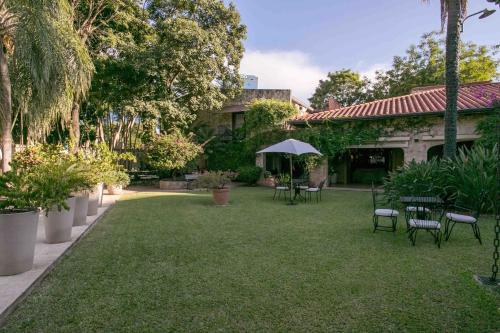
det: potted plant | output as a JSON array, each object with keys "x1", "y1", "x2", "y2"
[
  {"x1": 106, "y1": 170, "x2": 130, "y2": 195},
  {"x1": 195, "y1": 171, "x2": 233, "y2": 205},
  {"x1": 0, "y1": 171, "x2": 41, "y2": 275},
  {"x1": 33, "y1": 160, "x2": 93, "y2": 244}
]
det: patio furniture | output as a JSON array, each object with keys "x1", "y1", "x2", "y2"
[
  {"x1": 185, "y1": 174, "x2": 199, "y2": 190},
  {"x1": 273, "y1": 181, "x2": 291, "y2": 201},
  {"x1": 293, "y1": 179, "x2": 309, "y2": 202},
  {"x1": 444, "y1": 194, "x2": 485, "y2": 244},
  {"x1": 305, "y1": 180, "x2": 326, "y2": 203},
  {"x1": 405, "y1": 196, "x2": 444, "y2": 248},
  {"x1": 257, "y1": 139, "x2": 322, "y2": 205},
  {"x1": 371, "y1": 184, "x2": 399, "y2": 232}
]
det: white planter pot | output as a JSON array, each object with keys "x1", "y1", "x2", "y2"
[
  {"x1": 73, "y1": 192, "x2": 89, "y2": 226},
  {"x1": 88, "y1": 183, "x2": 103, "y2": 216},
  {"x1": 0, "y1": 210, "x2": 39, "y2": 276},
  {"x1": 107, "y1": 184, "x2": 123, "y2": 195},
  {"x1": 45, "y1": 197, "x2": 76, "y2": 244},
  {"x1": 98, "y1": 182, "x2": 104, "y2": 207}
]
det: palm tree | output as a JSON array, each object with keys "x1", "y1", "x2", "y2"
[
  {"x1": 0, "y1": 0, "x2": 92, "y2": 171},
  {"x1": 429, "y1": 0, "x2": 468, "y2": 158}
]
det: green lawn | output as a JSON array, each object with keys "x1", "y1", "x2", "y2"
[{"x1": 2, "y1": 188, "x2": 499, "y2": 332}]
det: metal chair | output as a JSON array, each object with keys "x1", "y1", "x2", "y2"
[
  {"x1": 444, "y1": 194, "x2": 485, "y2": 244},
  {"x1": 406, "y1": 196, "x2": 444, "y2": 248},
  {"x1": 371, "y1": 184, "x2": 399, "y2": 232},
  {"x1": 305, "y1": 179, "x2": 326, "y2": 203},
  {"x1": 273, "y1": 180, "x2": 290, "y2": 201}
]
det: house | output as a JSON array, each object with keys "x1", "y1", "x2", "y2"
[
  {"x1": 256, "y1": 81, "x2": 499, "y2": 185},
  {"x1": 204, "y1": 88, "x2": 312, "y2": 138}
]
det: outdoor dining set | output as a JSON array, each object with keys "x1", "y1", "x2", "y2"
[
  {"x1": 273, "y1": 179, "x2": 326, "y2": 203},
  {"x1": 372, "y1": 184, "x2": 484, "y2": 248}
]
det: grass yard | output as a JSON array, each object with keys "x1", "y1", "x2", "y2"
[{"x1": 1, "y1": 187, "x2": 499, "y2": 332}]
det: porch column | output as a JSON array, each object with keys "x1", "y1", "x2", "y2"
[
  {"x1": 256, "y1": 153, "x2": 265, "y2": 169},
  {"x1": 309, "y1": 158, "x2": 328, "y2": 186},
  {"x1": 404, "y1": 140, "x2": 428, "y2": 163}
]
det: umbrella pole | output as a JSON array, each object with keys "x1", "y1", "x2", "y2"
[{"x1": 288, "y1": 154, "x2": 296, "y2": 205}]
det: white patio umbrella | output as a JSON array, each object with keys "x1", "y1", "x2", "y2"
[{"x1": 257, "y1": 139, "x2": 322, "y2": 204}]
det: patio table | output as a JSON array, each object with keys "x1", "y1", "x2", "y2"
[
  {"x1": 293, "y1": 179, "x2": 308, "y2": 201},
  {"x1": 400, "y1": 196, "x2": 443, "y2": 204}
]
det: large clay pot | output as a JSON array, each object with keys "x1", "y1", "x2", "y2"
[
  {"x1": 73, "y1": 192, "x2": 89, "y2": 226},
  {"x1": 0, "y1": 210, "x2": 39, "y2": 276},
  {"x1": 45, "y1": 197, "x2": 76, "y2": 244},
  {"x1": 107, "y1": 184, "x2": 123, "y2": 195},
  {"x1": 212, "y1": 188, "x2": 230, "y2": 205},
  {"x1": 88, "y1": 183, "x2": 103, "y2": 216}
]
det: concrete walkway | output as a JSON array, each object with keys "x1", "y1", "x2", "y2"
[{"x1": 0, "y1": 193, "x2": 120, "y2": 324}]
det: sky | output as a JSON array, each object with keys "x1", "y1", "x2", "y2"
[{"x1": 230, "y1": 0, "x2": 500, "y2": 103}]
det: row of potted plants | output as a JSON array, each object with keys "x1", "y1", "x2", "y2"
[{"x1": 0, "y1": 144, "x2": 131, "y2": 276}]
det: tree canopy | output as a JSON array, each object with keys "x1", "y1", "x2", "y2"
[
  {"x1": 310, "y1": 33, "x2": 499, "y2": 109},
  {"x1": 309, "y1": 69, "x2": 371, "y2": 110}
]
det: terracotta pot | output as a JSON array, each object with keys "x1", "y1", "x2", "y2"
[
  {"x1": 212, "y1": 188, "x2": 230, "y2": 205},
  {"x1": 73, "y1": 192, "x2": 89, "y2": 226},
  {"x1": 45, "y1": 197, "x2": 76, "y2": 244},
  {"x1": 0, "y1": 210, "x2": 39, "y2": 276},
  {"x1": 107, "y1": 184, "x2": 123, "y2": 195},
  {"x1": 88, "y1": 183, "x2": 103, "y2": 216}
]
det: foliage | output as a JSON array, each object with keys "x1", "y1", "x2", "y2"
[
  {"x1": 445, "y1": 145, "x2": 498, "y2": 211},
  {"x1": 235, "y1": 166, "x2": 262, "y2": 185},
  {"x1": 205, "y1": 139, "x2": 253, "y2": 171},
  {"x1": 384, "y1": 158, "x2": 448, "y2": 198},
  {"x1": 245, "y1": 99, "x2": 297, "y2": 137},
  {"x1": 384, "y1": 145, "x2": 498, "y2": 211},
  {"x1": 5, "y1": 0, "x2": 93, "y2": 141},
  {"x1": 145, "y1": 132, "x2": 202, "y2": 177},
  {"x1": 309, "y1": 69, "x2": 372, "y2": 109},
  {"x1": 0, "y1": 170, "x2": 41, "y2": 212},
  {"x1": 195, "y1": 171, "x2": 233, "y2": 189},
  {"x1": 370, "y1": 32, "x2": 498, "y2": 99},
  {"x1": 475, "y1": 110, "x2": 500, "y2": 150},
  {"x1": 82, "y1": 0, "x2": 246, "y2": 151},
  {"x1": 0, "y1": 155, "x2": 93, "y2": 212},
  {"x1": 352, "y1": 168, "x2": 387, "y2": 185},
  {"x1": 276, "y1": 173, "x2": 291, "y2": 185},
  {"x1": 105, "y1": 170, "x2": 130, "y2": 187}
]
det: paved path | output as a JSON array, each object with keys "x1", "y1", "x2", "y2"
[{"x1": 0, "y1": 193, "x2": 120, "y2": 324}]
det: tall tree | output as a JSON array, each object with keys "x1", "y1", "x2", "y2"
[
  {"x1": 441, "y1": 0, "x2": 465, "y2": 158},
  {"x1": 68, "y1": 0, "x2": 123, "y2": 152},
  {"x1": 309, "y1": 69, "x2": 371, "y2": 109},
  {"x1": 83, "y1": 0, "x2": 246, "y2": 150},
  {"x1": 0, "y1": 0, "x2": 92, "y2": 171},
  {"x1": 370, "y1": 32, "x2": 498, "y2": 99}
]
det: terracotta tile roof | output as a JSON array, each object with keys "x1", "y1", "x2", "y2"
[{"x1": 292, "y1": 82, "x2": 499, "y2": 123}]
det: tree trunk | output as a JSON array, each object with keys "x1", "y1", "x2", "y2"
[
  {"x1": 444, "y1": 0, "x2": 461, "y2": 158},
  {"x1": 0, "y1": 43, "x2": 12, "y2": 172},
  {"x1": 69, "y1": 98, "x2": 80, "y2": 153}
]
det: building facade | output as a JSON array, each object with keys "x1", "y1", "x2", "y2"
[{"x1": 256, "y1": 82, "x2": 499, "y2": 185}]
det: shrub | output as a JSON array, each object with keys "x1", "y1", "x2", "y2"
[
  {"x1": 0, "y1": 159, "x2": 93, "y2": 212},
  {"x1": 105, "y1": 170, "x2": 131, "y2": 187},
  {"x1": 352, "y1": 168, "x2": 387, "y2": 185},
  {"x1": 384, "y1": 145, "x2": 498, "y2": 212},
  {"x1": 195, "y1": 171, "x2": 234, "y2": 189},
  {"x1": 235, "y1": 166, "x2": 262, "y2": 185},
  {"x1": 145, "y1": 132, "x2": 202, "y2": 178},
  {"x1": 446, "y1": 145, "x2": 498, "y2": 211},
  {"x1": 384, "y1": 158, "x2": 448, "y2": 198}
]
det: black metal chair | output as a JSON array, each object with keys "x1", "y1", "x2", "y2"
[
  {"x1": 273, "y1": 180, "x2": 290, "y2": 201},
  {"x1": 371, "y1": 184, "x2": 399, "y2": 232},
  {"x1": 406, "y1": 196, "x2": 444, "y2": 248},
  {"x1": 444, "y1": 194, "x2": 485, "y2": 244},
  {"x1": 305, "y1": 179, "x2": 326, "y2": 203}
]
